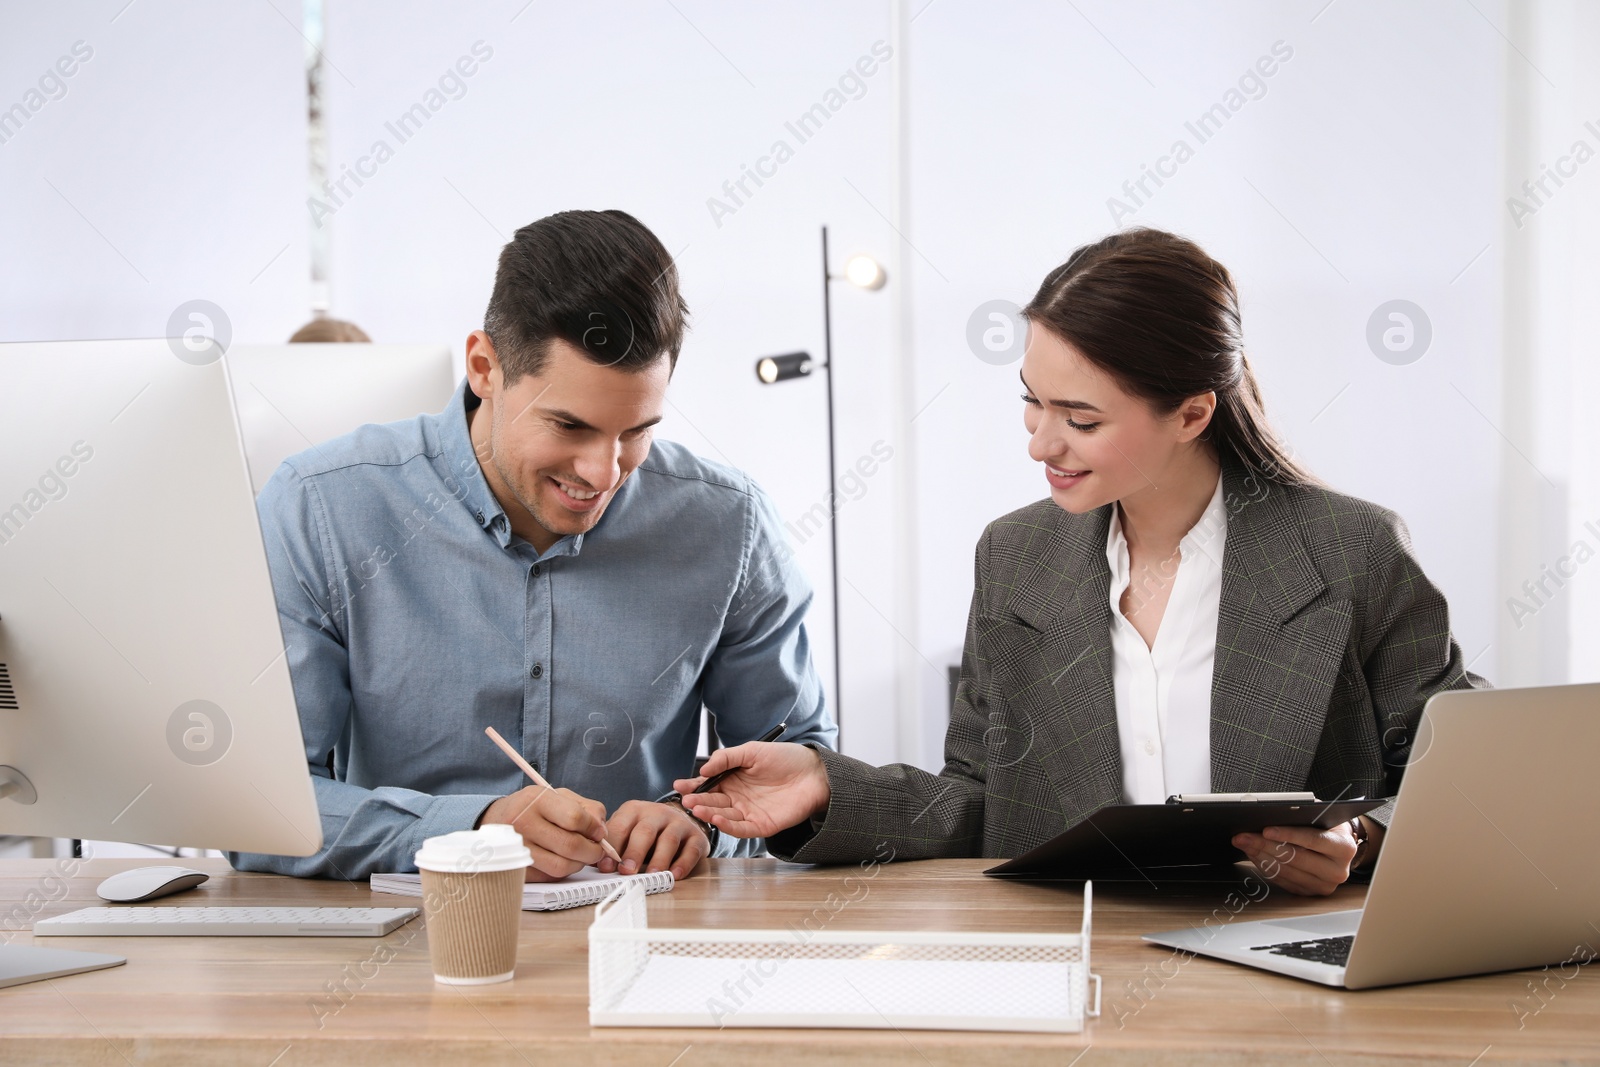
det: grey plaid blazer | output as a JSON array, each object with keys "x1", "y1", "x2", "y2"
[{"x1": 770, "y1": 465, "x2": 1487, "y2": 865}]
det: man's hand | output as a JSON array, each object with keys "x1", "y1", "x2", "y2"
[
  {"x1": 1233, "y1": 822, "x2": 1360, "y2": 897},
  {"x1": 673, "y1": 741, "x2": 831, "y2": 839},
  {"x1": 598, "y1": 801, "x2": 710, "y2": 881},
  {"x1": 478, "y1": 785, "x2": 608, "y2": 883}
]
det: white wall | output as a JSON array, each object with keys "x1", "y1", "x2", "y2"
[
  {"x1": 1498, "y1": 0, "x2": 1600, "y2": 686},
  {"x1": 0, "y1": 0, "x2": 309, "y2": 345},
  {"x1": 1558, "y1": 2, "x2": 1600, "y2": 684}
]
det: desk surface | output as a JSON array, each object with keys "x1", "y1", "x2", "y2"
[{"x1": 1, "y1": 857, "x2": 1592, "y2": 1065}]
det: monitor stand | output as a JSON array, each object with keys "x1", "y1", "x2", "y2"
[
  {"x1": 0, "y1": 944, "x2": 126, "y2": 989},
  {"x1": 1, "y1": 768, "x2": 126, "y2": 986}
]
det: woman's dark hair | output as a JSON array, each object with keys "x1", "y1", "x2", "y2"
[
  {"x1": 1022, "y1": 227, "x2": 1316, "y2": 487},
  {"x1": 483, "y1": 209, "x2": 687, "y2": 383}
]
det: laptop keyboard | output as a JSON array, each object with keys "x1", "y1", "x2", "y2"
[{"x1": 1251, "y1": 935, "x2": 1354, "y2": 967}]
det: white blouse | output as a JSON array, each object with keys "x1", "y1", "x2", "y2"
[{"x1": 1106, "y1": 475, "x2": 1228, "y2": 805}]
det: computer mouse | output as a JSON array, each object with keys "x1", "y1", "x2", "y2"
[{"x1": 95, "y1": 866, "x2": 210, "y2": 903}]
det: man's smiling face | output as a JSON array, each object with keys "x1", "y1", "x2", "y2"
[{"x1": 467, "y1": 332, "x2": 670, "y2": 553}]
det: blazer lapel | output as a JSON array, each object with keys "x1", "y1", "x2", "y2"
[
  {"x1": 996, "y1": 469, "x2": 1355, "y2": 816},
  {"x1": 1209, "y1": 467, "x2": 1352, "y2": 792},
  {"x1": 1001, "y1": 504, "x2": 1123, "y2": 824}
]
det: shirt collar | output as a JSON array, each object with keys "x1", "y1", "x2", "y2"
[
  {"x1": 1106, "y1": 501, "x2": 1129, "y2": 584},
  {"x1": 1105, "y1": 468, "x2": 1228, "y2": 572},
  {"x1": 438, "y1": 379, "x2": 588, "y2": 556}
]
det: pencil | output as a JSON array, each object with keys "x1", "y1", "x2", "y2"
[{"x1": 484, "y1": 726, "x2": 624, "y2": 865}]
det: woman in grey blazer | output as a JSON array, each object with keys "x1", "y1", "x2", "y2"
[{"x1": 677, "y1": 228, "x2": 1486, "y2": 896}]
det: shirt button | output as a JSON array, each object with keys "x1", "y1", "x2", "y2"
[
  {"x1": 1143, "y1": 740, "x2": 1156, "y2": 756},
  {"x1": 475, "y1": 510, "x2": 486, "y2": 526},
  {"x1": 532, "y1": 564, "x2": 541, "y2": 578},
  {"x1": 530, "y1": 663, "x2": 544, "y2": 679}
]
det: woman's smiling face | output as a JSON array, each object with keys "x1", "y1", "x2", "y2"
[{"x1": 1021, "y1": 322, "x2": 1211, "y2": 515}]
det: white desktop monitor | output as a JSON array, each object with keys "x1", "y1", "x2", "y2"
[
  {"x1": 226, "y1": 343, "x2": 458, "y2": 494},
  {"x1": 0, "y1": 339, "x2": 321, "y2": 857}
]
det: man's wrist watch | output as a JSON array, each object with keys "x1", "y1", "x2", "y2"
[{"x1": 657, "y1": 791, "x2": 720, "y2": 854}]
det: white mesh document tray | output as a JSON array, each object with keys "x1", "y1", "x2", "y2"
[{"x1": 589, "y1": 880, "x2": 1099, "y2": 1033}]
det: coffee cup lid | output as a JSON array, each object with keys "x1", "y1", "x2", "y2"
[{"x1": 415, "y1": 823, "x2": 532, "y2": 874}]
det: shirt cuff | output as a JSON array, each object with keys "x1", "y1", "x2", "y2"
[{"x1": 406, "y1": 794, "x2": 503, "y2": 869}]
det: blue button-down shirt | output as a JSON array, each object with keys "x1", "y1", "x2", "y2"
[{"x1": 229, "y1": 381, "x2": 834, "y2": 880}]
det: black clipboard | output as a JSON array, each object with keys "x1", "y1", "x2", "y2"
[{"x1": 984, "y1": 796, "x2": 1385, "y2": 879}]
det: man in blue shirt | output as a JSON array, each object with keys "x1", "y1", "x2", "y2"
[{"x1": 230, "y1": 210, "x2": 834, "y2": 882}]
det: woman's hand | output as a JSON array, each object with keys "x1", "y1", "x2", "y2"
[
  {"x1": 1233, "y1": 822, "x2": 1362, "y2": 896},
  {"x1": 673, "y1": 742, "x2": 831, "y2": 839}
]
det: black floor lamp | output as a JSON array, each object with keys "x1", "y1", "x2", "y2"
[{"x1": 754, "y1": 226, "x2": 887, "y2": 737}]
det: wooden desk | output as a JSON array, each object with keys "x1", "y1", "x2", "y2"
[{"x1": 1, "y1": 857, "x2": 1593, "y2": 1064}]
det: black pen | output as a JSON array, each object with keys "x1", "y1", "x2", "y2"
[{"x1": 691, "y1": 722, "x2": 787, "y2": 794}]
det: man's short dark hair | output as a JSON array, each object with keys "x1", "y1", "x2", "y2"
[{"x1": 483, "y1": 209, "x2": 687, "y2": 382}]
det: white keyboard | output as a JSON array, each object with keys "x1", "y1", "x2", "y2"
[{"x1": 33, "y1": 906, "x2": 419, "y2": 937}]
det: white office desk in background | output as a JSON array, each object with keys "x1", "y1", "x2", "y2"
[{"x1": 227, "y1": 343, "x2": 457, "y2": 494}]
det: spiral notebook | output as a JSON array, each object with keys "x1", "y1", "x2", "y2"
[{"x1": 370, "y1": 868, "x2": 675, "y2": 912}]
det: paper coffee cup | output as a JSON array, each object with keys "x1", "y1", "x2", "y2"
[{"x1": 414, "y1": 823, "x2": 531, "y2": 985}]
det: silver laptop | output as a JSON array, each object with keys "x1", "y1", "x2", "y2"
[{"x1": 1143, "y1": 682, "x2": 1600, "y2": 989}]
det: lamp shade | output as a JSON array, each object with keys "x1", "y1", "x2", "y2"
[{"x1": 755, "y1": 351, "x2": 814, "y2": 384}]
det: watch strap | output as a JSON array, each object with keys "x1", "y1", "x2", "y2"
[{"x1": 657, "y1": 790, "x2": 719, "y2": 854}]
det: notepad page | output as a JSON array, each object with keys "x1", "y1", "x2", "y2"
[
  {"x1": 526, "y1": 868, "x2": 675, "y2": 910},
  {"x1": 369, "y1": 868, "x2": 674, "y2": 911}
]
